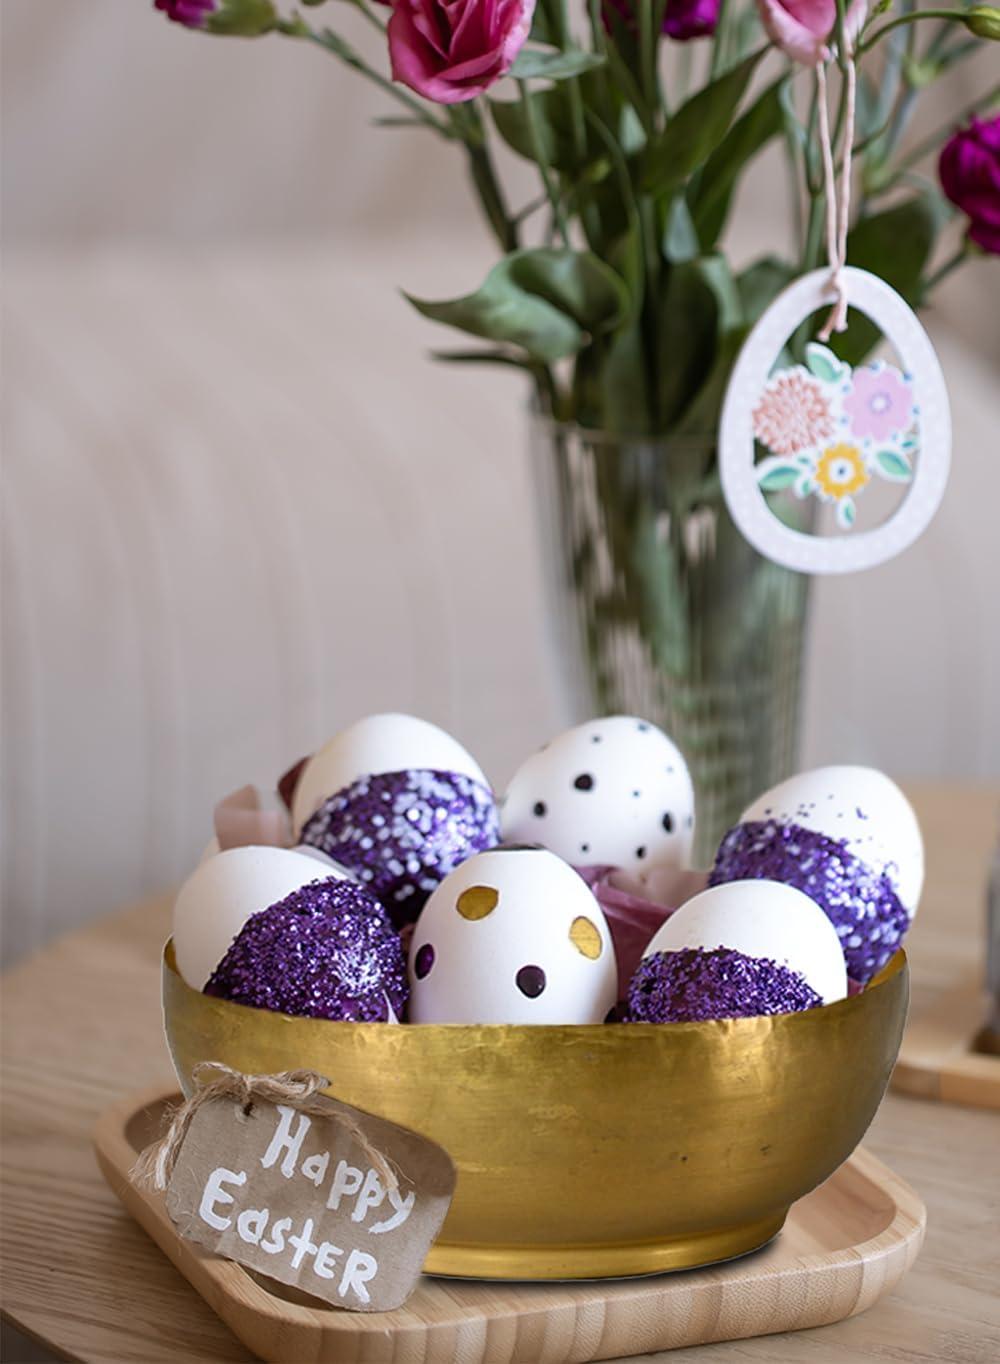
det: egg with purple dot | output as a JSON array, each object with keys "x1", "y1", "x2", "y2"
[
  {"x1": 407, "y1": 847, "x2": 618, "y2": 1024},
  {"x1": 203, "y1": 877, "x2": 408, "y2": 1022},
  {"x1": 500, "y1": 717, "x2": 694, "y2": 877},
  {"x1": 709, "y1": 766, "x2": 923, "y2": 984},
  {"x1": 289, "y1": 713, "x2": 500, "y2": 928},
  {"x1": 173, "y1": 845, "x2": 354, "y2": 991},
  {"x1": 626, "y1": 881, "x2": 847, "y2": 1023}
]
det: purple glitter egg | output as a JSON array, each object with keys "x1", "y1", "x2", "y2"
[
  {"x1": 624, "y1": 947, "x2": 822, "y2": 1023},
  {"x1": 299, "y1": 769, "x2": 500, "y2": 929},
  {"x1": 710, "y1": 820, "x2": 911, "y2": 984},
  {"x1": 204, "y1": 878, "x2": 408, "y2": 1022}
]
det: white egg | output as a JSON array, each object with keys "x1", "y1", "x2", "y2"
[
  {"x1": 173, "y1": 845, "x2": 349, "y2": 990},
  {"x1": 738, "y1": 766, "x2": 923, "y2": 916},
  {"x1": 408, "y1": 847, "x2": 618, "y2": 1024},
  {"x1": 291, "y1": 712, "x2": 489, "y2": 836},
  {"x1": 501, "y1": 716, "x2": 694, "y2": 876},
  {"x1": 198, "y1": 836, "x2": 221, "y2": 864},
  {"x1": 644, "y1": 881, "x2": 847, "y2": 1004}
]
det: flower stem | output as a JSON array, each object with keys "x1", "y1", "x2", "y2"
[
  {"x1": 453, "y1": 103, "x2": 520, "y2": 252},
  {"x1": 517, "y1": 79, "x2": 571, "y2": 246},
  {"x1": 924, "y1": 243, "x2": 969, "y2": 293},
  {"x1": 300, "y1": 27, "x2": 453, "y2": 136},
  {"x1": 857, "y1": 10, "x2": 973, "y2": 55}
]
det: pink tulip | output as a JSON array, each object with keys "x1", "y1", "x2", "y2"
[
  {"x1": 756, "y1": 0, "x2": 867, "y2": 65},
  {"x1": 388, "y1": 0, "x2": 536, "y2": 104}
]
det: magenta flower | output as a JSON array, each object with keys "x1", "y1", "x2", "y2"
[
  {"x1": 388, "y1": 0, "x2": 536, "y2": 104},
  {"x1": 756, "y1": 0, "x2": 867, "y2": 66},
  {"x1": 604, "y1": 0, "x2": 719, "y2": 40},
  {"x1": 663, "y1": 0, "x2": 721, "y2": 40},
  {"x1": 844, "y1": 365, "x2": 915, "y2": 443},
  {"x1": 154, "y1": 0, "x2": 276, "y2": 35},
  {"x1": 939, "y1": 116, "x2": 1000, "y2": 255}
]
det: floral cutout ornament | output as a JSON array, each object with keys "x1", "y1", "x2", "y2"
[
  {"x1": 752, "y1": 343, "x2": 917, "y2": 531},
  {"x1": 719, "y1": 267, "x2": 950, "y2": 574},
  {"x1": 719, "y1": 12, "x2": 950, "y2": 575}
]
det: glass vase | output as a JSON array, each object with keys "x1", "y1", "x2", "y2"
[{"x1": 531, "y1": 413, "x2": 813, "y2": 862}]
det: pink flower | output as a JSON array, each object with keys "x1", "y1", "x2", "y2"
[
  {"x1": 755, "y1": 0, "x2": 867, "y2": 66},
  {"x1": 939, "y1": 116, "x2": 1000, "y2": 255},
  {"x1": 843, "y1": 365, "x2": 915, "y2": 443},
  {"x1": 388, "y1": 0, "x2": 536, "y2": 104},
  {"x1": 752, "y1": 369, "x2": 835, "y2": 454}
]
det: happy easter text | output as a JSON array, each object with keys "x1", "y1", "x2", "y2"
[{"x1": 195, "y1": 1105, "x2": 414, "y2": 1305}]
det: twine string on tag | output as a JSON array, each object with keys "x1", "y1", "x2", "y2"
[
  {"x1": 132, "y1": 1061, "x2": 400, "y2": 1194},
  {"x1": 815, "y1": 45, "x2": 857, "y2": 342}
]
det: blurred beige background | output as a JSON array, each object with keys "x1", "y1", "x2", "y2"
[{"x1": 2, "y1": 1, "x2": 999, "y2": 967}]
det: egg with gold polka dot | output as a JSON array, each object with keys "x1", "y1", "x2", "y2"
[
  {"x1": 501, "y1": 716, "x2": 695, "y2": 878},
  {"x1": 408, "y1": 847, "x2": 618, "y2": 1024}
]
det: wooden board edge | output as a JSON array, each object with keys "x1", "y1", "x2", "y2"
[{"x1": 93, "y1": 1084, "x2": 928, "y2": 1363}]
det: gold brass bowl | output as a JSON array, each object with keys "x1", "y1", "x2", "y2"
[{"x1": 162, "y1": 941, "x2": 908, "y2": 1280}]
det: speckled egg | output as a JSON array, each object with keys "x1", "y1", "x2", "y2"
[
  {"x1": 173, "y1": 845, "x2": 352, "y2": 991},
  {"x1": 289, "y1": 713, "x2": 500, "y2": 928},
  {"x1": 408, "y1": 847, "x2": 618, "y2": 1024},
  {"x1": 626, "y1": 880, "x2": 847, "y2": 1023},
  {"x1": 501, "y1": 716, "x2": 695, "y2": 877},
  {"x1": 709, "y1": 766, "x2": 923, "y2": 983}
]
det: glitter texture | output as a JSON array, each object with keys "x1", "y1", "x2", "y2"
[
  {"x1": 299, "y1": 769, "x2": 500, "y2": 928},
  {"x1": 204, "y1": 878, "x2": 408, "y2": 1021},
  {"x1": 710, "y1": 819, "x2": 911, "y2": 984},
  {"x1": 625, "y1": 947, "x2": 822, "y2": 1023}
]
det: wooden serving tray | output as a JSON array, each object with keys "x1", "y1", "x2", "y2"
[
  {"x1": 95, "y1": 1085, "x2": 925, "y2": 1364},
  {"x1": 892, "y1": 976, "x2": 1000, "y2": 1110}
]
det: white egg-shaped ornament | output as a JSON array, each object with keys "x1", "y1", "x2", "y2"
[
  {"x1": 626, "y1": 881, "x2": 847, "y2": 1023},
  {"x1": 173, "y1": 846, "x2": 407, "y2": 1021},
  {"x1": 408, "y1": 847, "x2": 618, "y2": 1024},
  {"x1": 501, "y1": 716, "x2": 694, "y2": 878},
  {"x1": 289, "y1": 713, "x2": 500, "y2": 929},
  {"x1": 709, "y1": 766, "x2": 923, "y2": 985}
]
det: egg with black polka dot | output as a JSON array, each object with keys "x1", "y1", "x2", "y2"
[
  {"x1": 407, "y1": 848, "x2": 618, "y2": 1024},
  {"x1": 501, "y1": 716, "x2": 695, "y2": 878}
]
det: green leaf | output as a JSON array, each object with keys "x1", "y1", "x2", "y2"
[
  {"x1": 431, "y1": 349, "x2": 538, "y2": 372},
  {"x1": 837, "y1": 496, "x2": 857, "y2": 529},
  {"x1": 875, "y1": 449, "x2": 913, "y2": 481},
  {"x1": 509, "y1": 47, "x2": 607, "y2": 81},
  {"x1": 662, "y1": 197, "x2": 700, "y2": 263},
  {"x1": 833, "y1": 195, "x2": 942, "y2": 366},
  {"x1": 805, "y1": 342, "x2": 844, "y2": 383},
  {"x1": 642, "y1": 50, "x2": 766, "y2": 196},
  {"x1": 737, "y1": 257, "x2": 795, "y2": 326},
  {"x1": 406, "y1": 248, "x2": 629, "y2": 364},
  {"x1": 596, "y1": 320, "x2": 652, "y2": 434},
  {"x1": 757, "y1": 460, "x2": 801, "y2": 491},
  {"x1": 657, "y1": 260, "x2": 722, "y2": 430},
  {"x1": 491, "y1": 89, "x2": 589, "y2": 172},
  {"x1": 689, "y1": 78, "x2": 786, "y2": 248}
]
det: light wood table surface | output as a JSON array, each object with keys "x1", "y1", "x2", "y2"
[{"x1": 2, "y1": 782, "x2": 999, "y2": 1363}]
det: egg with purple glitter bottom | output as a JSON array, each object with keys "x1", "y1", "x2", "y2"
[
  {"x1": 501, "y1": 716, "x2": 694, "y2": 878},
  {"x1": 408, "y1": 847, "x2": 618, "y2": 1024},
  {"x1": 204, "y1": 878, "x2": 408, "y2": 1021},
  {"x1": 290, "y1": 714, "x2": 500, "y2": 928},
  {"x1": 633, "y1": 881, "x2": 848, "y2": 1023},
  {"x1": 710, "y1": 766, "x2": 923, "y2": 984},
  {"x1": 291, "y1": 713, "x2": 489, "y2": 834},
  {"x1": 173, "y1": 845, "x2": 354, "y2": 991}
]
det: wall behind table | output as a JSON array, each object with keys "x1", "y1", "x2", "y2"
[{"x1": 2, "y1": 3, "x2": 999, "y2": 965}]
